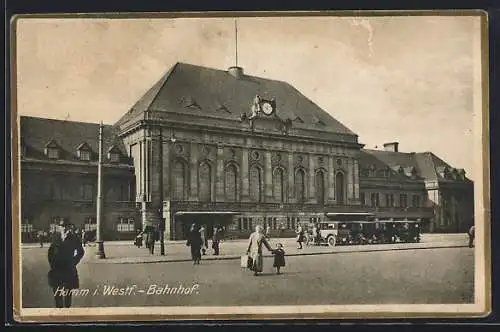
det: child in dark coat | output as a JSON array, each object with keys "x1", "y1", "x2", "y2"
[{"x1": 273, "y1": 243, "x2": 286, "y2": 274}]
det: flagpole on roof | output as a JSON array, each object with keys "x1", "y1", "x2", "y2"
[
  {"x1": 95, "y1": 121, "x2": 106, "y2": 259},
  {"x1": 235, "y1": 18, "x2": 238, "y2": 67}
]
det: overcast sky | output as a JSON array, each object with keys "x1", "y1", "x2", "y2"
[{"x1": 15, "y1": 15, "x2": 483, "y2": 179}]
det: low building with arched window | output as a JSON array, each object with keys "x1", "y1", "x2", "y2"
[{"x1": 19, "y1": 62, "x2": 474, "y2": 241}]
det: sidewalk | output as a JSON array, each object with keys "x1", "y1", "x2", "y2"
[{"x1": 51, "y1": 233, "x2": 469, "y2": 264}]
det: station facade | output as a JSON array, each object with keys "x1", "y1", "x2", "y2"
[{"x1": 19, "y1": 63, "x2": 474, "y2": 241}]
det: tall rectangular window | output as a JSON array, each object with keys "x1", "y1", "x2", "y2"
[
  {"x1": 81, "y1": 184, "x2": 94, "y2": 201},
  {"x1": 21, "y1": 223, "x2": 33, "y2": 233},
  {"x1": 412, "y1": 195, "x2": 421, "y2": 207},
  {"x1": 117, "y1": 217, "x2": 135, "y2": 232},
  {"x1": 385, "y1": 194, "x2": 394, "y2": 207},
  {"x1": 370, "y1": 193, "x2": 380, "y2": 207},
  {"x1": 84, "y1": 217, "x2": 97, "y2": 231},
  {"x1": 400, "y1": 194, "x2": 408, "y2": 208}
]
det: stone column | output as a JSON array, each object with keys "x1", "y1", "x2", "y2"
[
  {"x1": 264, "y1": 150, "x2": 273, "y2": 201},
  {"x1": 189, "y1": 143, "x2": 198, "y2": 201},
  {"x1": 150, "y1": 136, "x2": 163, "y2": 207},
  {"x1": 328, "y1": 155, "x2": 335, "y2": 203},
  {"x1": 162, "y1": 138, "x2": 170, "y2": 200},
  {"x1": 216, "y1": 145, "x2": 224, "y2": 201},
  {"x1": 353, "y1": 159, "x2": 360, "y2": 201},
  {"x1": 308, "y1": 154, "x2": 316, "y2": 202},
  {"x1": 288, "y1": 152, "x2": 294, "y2": 203},
  {"x1": 241, "y1": 147, "x2": 249, "y2": 201},
  {"x1": 141, "y1": 133, "x2": 161, "y2": 229},
  {"x1": 139, "y1": 139, "x2": 145, "y2": 201},
  {"x1": 346, "y1": 158, "x2": 354, "y2": 202}
]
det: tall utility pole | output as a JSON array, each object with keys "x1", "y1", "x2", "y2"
[
  {"x1": 159, "y1": 131, "x2": 165, "y2": 256},
  {"x1": 95, "y1": 121, "x2": 106, "y2": 259}
]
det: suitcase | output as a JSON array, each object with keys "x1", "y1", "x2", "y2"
[{"x1": 241, "y1": 255, "x2": 252, "y2": 268}]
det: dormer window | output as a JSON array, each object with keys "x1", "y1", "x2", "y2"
[
  {"x1": 47, "y1": 148, "x2": 59, "y2": 159},
  {"x1": 107, "y1": 145, "x2": 121, "y2": 163},
  {"x1": 368, "y1": 165, "x2": 376, "y2": 177},
  {"x1": 44, "y1": 139, "x2": 60, "y2": 160},
  {"x1": 79, "y1": 150, "x2": 91, "y2": 161},
  {"x1": 76, "y1": 142, "x2": 92, "y2": 161}
]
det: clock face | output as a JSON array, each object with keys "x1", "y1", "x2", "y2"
[{"x1": 262, "y1": 102, "x2": 273, "y2": 115}]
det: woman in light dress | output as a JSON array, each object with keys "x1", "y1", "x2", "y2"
[{"x1": 246, "y1": 225, "x2": 274, "y2": 276}]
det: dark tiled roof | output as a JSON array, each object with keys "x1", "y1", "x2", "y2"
[
  {"x1": 360, "y1": 149, "x2": 471, "y2": 182},
  {"x1": 115, "y1": 62, "x2": 357, "y2": 136},
  {"x1": 20, "y1": 116, "x2": 130, "y2": 164}
]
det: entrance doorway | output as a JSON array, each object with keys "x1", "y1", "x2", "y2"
[{"x1": 173, "y1": 212, "x2": 238, "y2": 240}]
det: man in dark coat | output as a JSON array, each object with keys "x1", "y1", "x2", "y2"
[
  {"x1": 212, "y1": 226, "x2": 221, "y2": 256},
  {"x1": 47, "y1": 219, "x2": 85, "y2": 308},
  {"x1": 144, "y1": 226, "x2": 156, "y2": 255},
  {"x1": 186, "y1": 223, "x2": 202, "y2": 264}
]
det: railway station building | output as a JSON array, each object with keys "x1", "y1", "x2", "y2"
[{"x1": 19, "y1": 63, "x2": 474, "y2": 241}]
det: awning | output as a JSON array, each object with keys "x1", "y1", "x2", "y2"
[
  {"x1": 325, "y1": 212, "x2": 375, "y2": 217},
  {"x1": 175, "y1": 211, "x2": 241, "y2": 216}
]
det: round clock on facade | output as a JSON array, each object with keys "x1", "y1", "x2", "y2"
[{"x1": 262, "y1": 102, "x2": 274, "y2": 115}]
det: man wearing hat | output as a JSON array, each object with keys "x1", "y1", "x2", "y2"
[{"x1": 47, "y1": 219, "x2": 85, "y2": 308}]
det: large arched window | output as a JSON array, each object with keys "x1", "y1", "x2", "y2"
[
  {"x1": 273, "y1": 168, "x2": 284, "y2": 202},
  {"x1": 295, "y1": 169, "x2": 306, "y2": 203},
  {"x1": 249, "y1": 166, "x2": 262, "y2": 202},
  {"x1": 172, "y1": 161, "x2": 187, "y2": 200},
  {"x1": 198, "y1": 161, "x2": 211, "y2": 202},
  {"x1": 224, "y1": 164, "x2": 238, "y2": 202},
  {"x1": 315, "y1": 170, "x2": 326, "y2": 205},
  {"x1": 335, "y1": 172, "x2": 345, "y2": 205}
]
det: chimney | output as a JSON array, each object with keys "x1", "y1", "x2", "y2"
[
  {"x1": 228, "y1": 66, "x2": 244, "y2": 79},
  {"x1": 383, "y1": 142, "x2": 399, "y2": 152}
]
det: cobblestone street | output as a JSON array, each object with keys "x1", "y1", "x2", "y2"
[{"x1": 21, "y1": 234, "x2": 474, "y2": 308}]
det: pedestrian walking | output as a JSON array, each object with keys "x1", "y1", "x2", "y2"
[
  {"x1": 468, "y1": 225, "x2": 475, "y2": 248},
  {"x1": 81, "y1": 229, "x2": 86, "y2": 247},
  {"x1": 212, "y1": 226, "x2": 221, "y2": 256},
  {"x1": 37, "y1": 230, "x2": 44, "y2": 248},
  {"x1": 145, "y1": 226, "x2": 156, "y2": 255},
  {"x1": 296, "y1": 224, "x2": 305, "y2": 249},
  {"x1": 47, "y1": 219, "x2": 85, "y2": 308},
  {"x1": 186, "y1": 223, "x2": 202, "y2": 264},
  {"x1": 246, "y1": 225, "x2": 273, "y2": 276},
  {"x1": 272, "y1": 243, "x2": 286, "y2": 275},
  {"x1": 199, "y1": 225, "x2": 208, "y2": 255},
  {"x1": 134, "y1": 229, "x2": 143, "y2": 248}
]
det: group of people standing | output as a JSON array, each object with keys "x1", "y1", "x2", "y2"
[
  {"x1": 134, "y1": 226, "x2": 159, "y2": 255},
  {"x1": 186, "y1": 223, "x2": 224, "y2": 264}
]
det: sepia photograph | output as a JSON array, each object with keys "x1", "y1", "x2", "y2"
[{"x1": 11, "y1": 11, "x2": 490, "y2": 321}]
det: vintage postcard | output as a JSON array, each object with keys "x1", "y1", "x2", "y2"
[{"x1": 11, "y1": 11, "x2": 490, "y2": 322}]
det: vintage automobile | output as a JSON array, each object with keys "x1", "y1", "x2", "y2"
[
  {"x1": 388, "y1": 220, "x2": 421, "y2": 243},
  {"x1": 306, "y1": 213, "x2": 376, "y2": 247},
  {"x1": 309, "y1": 213, "x2": 421, "y2": 246}
]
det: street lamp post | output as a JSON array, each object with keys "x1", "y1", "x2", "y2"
[{"x1": 95, "y1": 121, "x2": 106, "y2": 259}]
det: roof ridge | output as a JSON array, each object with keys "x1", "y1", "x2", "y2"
[
  {"x1": 20, "y1": 115, "x2": 111, "y2": 127},
  {"x1": 146, "y1": 62, "x2": 180, "y2": 113}
]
